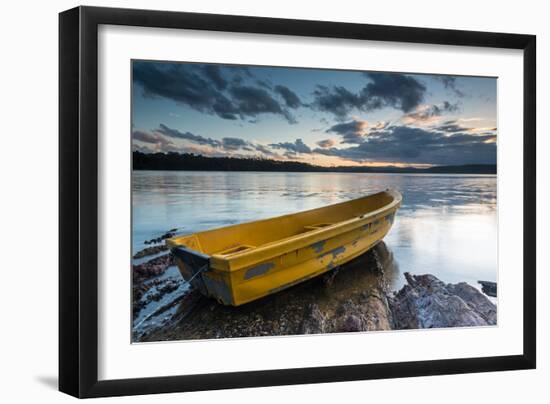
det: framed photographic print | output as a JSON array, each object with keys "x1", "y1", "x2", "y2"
[{"x1": 59, "y1": 6, "x2": 536, "y2": 398}]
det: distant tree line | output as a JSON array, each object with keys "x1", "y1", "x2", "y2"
[{"x1": 132, "y1": 151, "x2": 497, "y2": 174}]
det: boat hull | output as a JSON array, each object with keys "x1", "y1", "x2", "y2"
[{"x1": 169, "y1": 190, "x2": 401, "y2": 306}]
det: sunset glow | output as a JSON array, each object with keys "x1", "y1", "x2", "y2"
[{"x1": 132, "y1": 61, "x2": 497, "y2": 167}]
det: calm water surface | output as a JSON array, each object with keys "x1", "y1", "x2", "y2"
[{"x1": 132, "y1": 171, "x2": 497, "y2": 290}]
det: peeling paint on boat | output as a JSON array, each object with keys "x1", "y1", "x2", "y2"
[
  {"x1": 244, "y1": 262, "x2": 275, "y2": 280},
  {"x1": 310, "y1": 240, "x2": 327, "y2": 253},
  {"x1": 322, "y1": 246, "x2": 346, "y2": 260}
]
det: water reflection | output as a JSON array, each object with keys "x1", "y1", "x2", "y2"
[
  {"x1": 132, "y1": 171, "x2": 497, "y2": 291},
  {"x1": 319, "y1": 241, "x2": 401, "y2": 302}
]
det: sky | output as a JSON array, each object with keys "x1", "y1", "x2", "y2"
[{"x1": 131, "y1": 60, "x2": 497, "y2": 167}]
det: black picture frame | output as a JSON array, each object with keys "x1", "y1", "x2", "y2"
[{"x1": 59, "y1": 5, "x2": 536, "y2": 398}]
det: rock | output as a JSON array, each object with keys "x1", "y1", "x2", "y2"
[
  {"x1": 390, "y1": 273, "x2": 497, "y2": 329},
  {"x1": 132, "y1": 253, "x2": 175, "y2": 283},
  {"x1": 301, "y1": 304, "x2": 328, "y2": 334},
  {"x1": 341, "y1": 315, "x2": 363, "y2": 332},
  {"x1": 334, "y1": 292, "x2": 393, "y2": 332},
  {"x1": 478, "y1": 280, "x2": 497, "y2": 297},
  {"x1": 136, "y1": 243, "x2": 497, "y2": 343},
  {"x1": 448, "y1": 282, "x2": 497, "y2": 323},
  {"x1": 362, "y1": 288, "x2": 394, "y2": 330},
  {"x1": 140, "y1": 243, "x2": 397, "y2": 342},
  {"x1": 133, "y1": 244, "x2": 168, "y2": 259},
  {"x1": 143, "y1": 229, "x2": 178, "y2": 245}
]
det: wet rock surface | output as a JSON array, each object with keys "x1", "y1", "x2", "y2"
[
  {"x1": 133, "y1": 240, "x2": 497, "y2": 342},
  {"x1": 133, "y1": 244, "x2": 168, "y2": 259},
  {"x1": 143, "y1": 229, "x2": 178, "y2": 245},
  {"x1": 389, "y1": 273, "x2": 497, "y2": 328},
  {"x1": 478, "y1": 280, "x2": 497, "y2": 298},
  {"x1": 132, "y1": 244, "x2": 177, "y2": 324},
  {"x1": 139, "y1": 242, "x2": 399, "y2": 341},
  {"x1": 133, "y1": 253, "x2": 174, "y2": 284}
]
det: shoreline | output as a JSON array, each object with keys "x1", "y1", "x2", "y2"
[{"x1": 132, "y1": 238, "x2": 497, "y2": 342}]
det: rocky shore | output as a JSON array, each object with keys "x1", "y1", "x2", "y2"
[{"x1": 133, "y1": 240, "x2": 497, "y2": 342}]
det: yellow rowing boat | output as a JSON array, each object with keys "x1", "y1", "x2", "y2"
[{"x1": 167, "y1": 189, "x2": 402, "y2": 306}]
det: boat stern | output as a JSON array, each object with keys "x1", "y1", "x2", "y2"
[{"x1": 168, "y1": 235, "x2": 235, "y2": 305}]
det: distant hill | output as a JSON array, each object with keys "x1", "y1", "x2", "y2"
[{"x1": 132, "y1": 151, "x2": 496, "y2": 174}]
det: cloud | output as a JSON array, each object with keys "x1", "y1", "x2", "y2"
[
  {"x1": 326, "y1": 119, "x2": 369, "y2": 144},
  {"x1": 221, "y1": 137, "x2": 249, "y2": 150},
  {"x1": 133, "y1": 61, "x2": 297, "y2": 123},
  {"x1": 361, "y1": 72, "x2": 427, "y2": 112},
  {"x1": 157, "y1": 124, "x2": 254, "y2": 152},
  {"x1": 274, "y1": 85, "x2": 302, "y2": 108},
  {"x1": 312, "y1": 72, "x2": 426, "y2": 119},
  {"x1": 314, "y1": 125, "x2": 496, "y2": 165},
  {"x1": 156, "y1": 124, "x2": 222, "y2": 147},
  {"x1": 270, "y1": 138, "x2": 312, "y2": 154},
  {"x1": 132, "y1": 129, "x2": 180, "y2": 153},
  {"x1": 253, "y1": 144, "x2": 277, "y2": 156},
  {"x1": 200, "y1": 65, "x2": 228, "y2": 91},
  {"x1": 371, "y1": 121, "x2": 390, "y2": 130},
  {"x1": 134, "y1": 62, "x2": 239, "y2": 120},
  {"x1": 228, "y1": 85, "x2": 296, "y2": 123},
  {"x1": 436, "y1": 76, "x2": 465, "y2": 98},
  {"x1": 256, "y1": 79, "x2": 272, "y2": 89},
  {"x1": 132, "y1": 130, "x2": 165, "y2": 144},
  {"x1": 434, "y1": 121, "x2": 467, "y2": 133},
  {"x1": 132, "y1": 129, "x2": 174, "y2": 147},
  {"x1": 312, "y1": 85, "x2": 363, "y2": 120},
  {"x1": 147, "y1": 124, "x2": 283, "y2": 158},
  {"x1": 433, "y1": 120, "x2": 497, "y2": 134},
  {"x1": 402, "y1": 101, "x2": 460, "y2": 124},
  {"x1": 316, "y1": 139, "x2": 337, "y2": 148}
]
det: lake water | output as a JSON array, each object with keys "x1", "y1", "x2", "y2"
[{"x1": 132, "y1": 171, "x2": 497, "y2": 291}]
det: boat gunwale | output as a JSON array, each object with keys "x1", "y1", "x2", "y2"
[
  {"x1": 169, "y1": 190, "x2": 401, "y2": 271},
  {"x1": 216, "y1": 193, "x2": 400, "y2": 271}
]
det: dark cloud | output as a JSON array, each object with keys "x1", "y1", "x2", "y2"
[
  {"x1": 326, "y1": 120, "x2": 369, "y2": 144},
  {"x1": 157, "y1": 124, "x2": 251, "y2": 152},
  {"x1": 404, "y1": 101, "x2": 460, "y2": 122},
  {"x1": 253, "y1": 144, "x2": 277, "y2": 156},
  {"x1": 256, "y1": 79, "x2": 272, "y2": 89},
  {"x1": 133, "y1": 61, "x2": 296, "y2": 123},
  {"x1": 270, "y1": 138, "x2": 312, "y2": 154},
  {"x1": 228, "y1": 85, "x2": 292, "y2": 122},
  {"x1": 433, "y1": 119, "x2": 495, "y2": 134},
  {"x1": 361, "y1": 72, "x2": 427, "y2": 112},
  {"x1": 156, "y1": 124, "x2": 221, "y2": 148},
  {"x1": 442, "y1": 101, "x2": 460, "y2": 112},
  {"x1": 436, "y1": 76, "x2": 465, "y2": 98},
  {"x1": 133, "y1": 62, "x2": 239, "y2": 120},
  {"x1": 274, "y1": 85, "x2": 302, "y2": 109},
  {"x1": 233, "y1": 66, "x2": 253, "y2": 77},
  {"x1": 132, "y1": 130, "x2": 163, "y2": 144},
  {"x1": 312, "y1": 85, "x2": 363, "y2": 119},
  {"x1": 132, "y1": 129, "x2": 174, "y2": 147},
  {"x1": 435, "y1": 121, "x2": 467, "y2": 133},
  {"x1": 150, "y1": 124, "x2": 281, "y2": 158},
  {"x1": 200, "y1": 65, "x2": 228, "y2": 91},
  {"x1": 312, "y1": 72, "x2": 426, "y2": 119},
  {"x1": 314, "y1": 125, "x2": 496, "y2": 165},
  {"x1": 316, "y1": 139, "x2": 337, "y2": 148},
  {"x1": 221, "y1": 137, "x2": 249, "y2": 150},
  {"x1": 132, "y1": 129, "x2": 179, "y2": 152}
]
